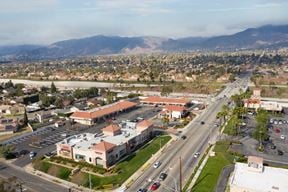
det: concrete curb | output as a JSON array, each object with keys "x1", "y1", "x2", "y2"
[{"x1": 187, "y1": 145, "x2": 215, "y2": 191}]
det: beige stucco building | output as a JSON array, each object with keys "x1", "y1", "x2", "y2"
[{"x1": 56, "y1": 119, "x2": 153, "y2": 168}]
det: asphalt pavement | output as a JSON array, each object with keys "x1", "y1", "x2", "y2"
[
  {"x1": 0, "y1": 161, "x2": 68, "y2": 192},
  {"x1": 127, "y1": 74, "x2": 251, "y2": 192}
]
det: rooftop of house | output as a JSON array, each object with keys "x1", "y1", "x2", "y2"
[
  {"x1": 102, "y1": 124, "x2": 121, "y2": 133},
  {"x1": 70, "y1": 100, "x2": 137, "y2": 120},
  {"x1": 141, "y1": 96, "x2": 190, "y2": 105},
  {"x1": 164, "y1": 105, "x2": 187, "y2": 112},
  {"x1": 230, "y1": 162, "x2": 288, "y2": 192},
  {"x1": 58, "y1": 119, "x2": 152, "y2": 152}
]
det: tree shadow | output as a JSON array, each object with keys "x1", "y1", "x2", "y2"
[{"x1": 190, "y1": 173, "x2": 211, "y2": 191}]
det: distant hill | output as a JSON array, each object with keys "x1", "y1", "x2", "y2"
[{"x1": 1, "y1": 25, "x2": 288, "y2": 60}]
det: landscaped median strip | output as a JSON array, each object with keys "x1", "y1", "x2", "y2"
[
  {"x1": 183, "y1": 145, "x2": 213, "y2": 192},
  {"x1": 30, "y1": 135, "x2": 172, "y2": 191}
]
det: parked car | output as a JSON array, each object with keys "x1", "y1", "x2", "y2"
[
  {"x1": 19, "y1": 150, "x2": 30, "y2": 156},
  {"x1": 150, "y1": 182, "x2": 160, "y2": 191},
  {"x1": 274, "y1": 121, "x2": 278, "y2": 125},
  {"x1": 270, "y1": 144, "x2": 276, "y2": 150},
  {"x1": 280, "y1": 135, "x2": 286, "y2": 140},
  {"x1": 137, "y1": 189, "x2": 147, "y2": 192},
  {"x1": 278, "y1": 150, "x2": 284, "y2": 156},
  {"x1": 194, "y1": 152, "x2": 200, "y2": 158},
  {"x1": 200, "y1": 121, "x2": 205, "y2": 125},
  {"x1": 275, "y1": 128, "x2": 281, "y2": 133},
  {"x1": 29, "y1": 151, "x2": 37, "y2": 159},
  {"x1": 278, "y1": 120, "x2": 283, "y2": 125},
  {"x1": 270, "y1": 119, "x2": 274, "y2": 124},
  {"x1": 153, "y1": 161, "x2": 161, "y2": 168},
  {"x1": 159, "y1": 172, "x2": 168, "y2": 181}
]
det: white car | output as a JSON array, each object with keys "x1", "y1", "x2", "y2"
[
  {"x1": 153, "y1": 161, "x2": 161, "y2": 168},
  {"x1": 29, "y1": 151, "x2": 36, "y2": 159},
  {"x1": 280, "y1": 135, "x2": 286, "y2": 140},
  {"x1": 194, "y1": 152, "x2": 200, "y2": 158}
]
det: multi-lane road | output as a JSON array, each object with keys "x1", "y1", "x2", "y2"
[
  {"x1": 0, "y1": 73, "x2": 250, "y2": 192},
  {"x1": 128, "y1": 74, "x2": 251, "y2": 192}
]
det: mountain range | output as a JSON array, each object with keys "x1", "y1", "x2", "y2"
[{"x1": 1, "y1": 25, "x2": 288, "y2": 60}]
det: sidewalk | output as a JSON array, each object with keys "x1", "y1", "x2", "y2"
[
  {"x1": 186, "y1": 118, "x2": 229, "y2": 190},
  {"x1": 118, "y1": 135, "x2": 177, "y2": 191},
  {"x1": 24, "y1": 163, "x2": 90, "y2": 192}
]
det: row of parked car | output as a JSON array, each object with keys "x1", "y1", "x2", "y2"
[{"x1": 270, "y1": 118, "x2": 288, "y2": 125}]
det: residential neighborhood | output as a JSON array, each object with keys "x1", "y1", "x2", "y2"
[{"x1": 1, "y1": 1, "x2": 288, "y2": 191}]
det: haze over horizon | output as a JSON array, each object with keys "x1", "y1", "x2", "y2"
[{"x1": 1, "y1": 0, "x2": 288, "y2": 45}]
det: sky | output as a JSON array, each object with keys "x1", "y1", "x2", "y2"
[{"x1": 0, "y1": 0, "x2": 288, "y2": 45}]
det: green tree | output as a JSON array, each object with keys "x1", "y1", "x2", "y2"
[
  {"x1": 54, "y1": 97, "x2": 64, "y2": 108},
  {"x1": 51, "y1": 82, "x2": 57, "y2": 93},
  {"x1": 15, "y1": 83, "x2": 24, "y2": 96},
  {"x1": 253, "y1": 109, "x2": 268, "y2": 150},
  {"x1": 23, "y1": 108, "x2": 28, "y2": 126},
  {"x1": 4, "y1": 80, "x2": 13, "y2": 89},
  {"x1": 0, "y1": 145, "x2": 14, "y2": 159},
  {"x1": 160, "y1": 85, "x2": 173, "y2": 97}
]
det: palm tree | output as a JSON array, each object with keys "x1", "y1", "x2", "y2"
[
  {"x1": 217, "y1": 111, "x2": 225, "y2": 126},
  {"x1": 221, "y1": 104, "x2": 230, "y2": 121}
]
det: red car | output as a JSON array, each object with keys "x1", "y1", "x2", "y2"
[
  {"x1": 150, "y1": 182, "x2": 160, "y2": 191},
  {"x1": 275, "y1": 128, "x2": 281, "y2": 133}
]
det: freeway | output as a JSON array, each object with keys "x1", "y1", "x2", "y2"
[
  {"x1": 128, "y1": 74, "x2": 251, "y2": 192},
  {"x1": 0, "y1": 161, "x2": 68, "y2": 192}
]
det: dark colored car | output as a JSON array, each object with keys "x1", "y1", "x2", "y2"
[
  {"x1": 278, "y1": 150, "x2": 284, "y2": 156},
  {"x1": 159, "y1": 172, "x2": 168, "y2": 181},
  {"x1": 19, "y1": 150, "x2": 30, "y2": 156},
  {"x1": 181, "y1": 135, "x2": 187, "y2": 140},
  {"x1": 137, "y1": 189, "x2": 147, "y2": 192},
  {"x1": 270, "y1": 144, "x2": 276, "y2": 150},
  {"x1": 150, "y1": 182, "x2": 160, "y2": 191},
  {"x1": 200, "y1": 121, "x2": 205, "y2": 125}
]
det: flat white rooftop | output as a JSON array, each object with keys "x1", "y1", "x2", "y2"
[
  {"x1": 59, "y1": 125, "x2": 141, "y2": 150},
  {"x1": 230, "y1": 162, "x2": 288, "y2": 192}
]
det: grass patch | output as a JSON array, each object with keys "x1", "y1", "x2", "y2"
[
  {"x1": 188, "y1": 141, "x2": 235, "y2": 192},
  {"x1": 33, "y1": 136, "x2": 171, "y2": 190},
  {"x1": 57, "y1": 167, "x2": 71, "y2": 180},
  {"x1": 223, "y1": 116, "x2": 238, "y2": 136},
  {"x1": 77, "y1": 135, "x2": 171, "y2": 190},
  {"x1": 39, "y1": 161, "x2": 52, "y2": 173},
  {"x1": 183, "y1": 145, "x2": 212, "y2": 192}
]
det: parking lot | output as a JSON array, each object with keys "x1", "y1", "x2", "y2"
[
  {"x1": 6, "y1": 105, "x2": 160, "y2": 167},
  {"x1": 231, "y1": 113, "x2": 288, "y2": 163}
]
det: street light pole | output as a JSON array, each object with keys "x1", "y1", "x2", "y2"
[{"x1": 179, "y1": 156, "x2": 182, "y2": 192}]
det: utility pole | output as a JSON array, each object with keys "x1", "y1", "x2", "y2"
[{"x1": 179, "y1": 156, "x2": 182, "y2": 192}]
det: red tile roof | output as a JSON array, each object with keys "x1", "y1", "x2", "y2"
[
  {"x1": 245, "y1": 99, "x2": 260, "y2": 104},
  {"x1": 140, "y1": 96, "x2": 190, "y2": 105},
  {"x1": 71, "y1": 100, "x2": 137, "y2": 120},
  {"x1": 164, "y1": 105, "x2": 186, "y2": 112},
  {"x1": 137, "y1": 120, "x2": 153, "y2": 130},
  {"x1": 91, "y1": 141, "x2": 116, "y2": 152},
  {"x1": 102, "y1": 124, "x2": 120, "y2": 133}
]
